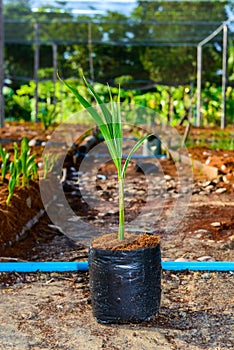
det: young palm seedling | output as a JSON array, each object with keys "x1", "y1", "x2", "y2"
[
  {"x1": 62, "y1": 75, "x2": 152, "y2": 240},
  {"x1": 60, "y1": 74, "x2": 162, "y2": 324}
]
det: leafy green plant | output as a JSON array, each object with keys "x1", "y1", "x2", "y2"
[
  {"x1": 13, "y1": 142, "x2": 22, "y2": 187},
  {"x1": 0, "y1": 146, "x2": 10, "y2": 183},
  {"x1": 42, "y1": 153, "x2": 56, "y2": 179},
  {"x1": 6, "y1": 163, "x2": 16, "y2": 206},
  {"x1": 19, "y1": 137, "x2": 38, "y2": 187},
  {"x1": 61, "y1": 75, "x2": 152, "y2": 240},
  {"x1": 41, "y1": 106, "x2": 58, "y2": 130},
  {"x1": 2, "y1": 137, "x2": 38, "y2": 206}
]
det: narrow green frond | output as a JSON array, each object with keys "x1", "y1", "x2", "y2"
[
  {"x1": 59, "y1": 77, "x2": 110, "y2": 137},
  {"x1": 121, "y1": 134, "x2": 154, "y2": 179},
  {"x1": 82, "y1": 76, "x2": 114, "y2": 135},
  {"x1": 82, "y1": 76, "x2": 123, "y2": 172},
  {"x1": 60, "y1": 78, "x2": 91, "y2": 110},
  {"x1": 60, "y1": 74, "x2": 122, "y2": 174},
  {"x1": 107, "y1": 84, "x2": 122, "y2": 172}
]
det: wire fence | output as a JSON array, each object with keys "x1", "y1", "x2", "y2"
[
  {"x1": 1, "y1": 0, "x2": 234, "y2": 127},
  {"x1": 3, "y1": 18, "x2": 229, "y2": 46}
]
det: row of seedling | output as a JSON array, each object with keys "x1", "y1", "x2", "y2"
[{"x1": 0, "y1": 137, "x2": 38, "y2": 205}]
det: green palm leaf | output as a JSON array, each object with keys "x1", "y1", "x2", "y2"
[{"x1": 61, "y1": 73, "x2": 154, "y2": 240}]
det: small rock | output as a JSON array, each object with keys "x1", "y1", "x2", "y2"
[
  {"x1": 97, "y1": 174, "x2": 106, "y2": 180},
  {"x1": 203, "y1": 151, "x2": 211, "y2": 156},
  {"x1": 212, "y1": 178, "x2": 220, "y2": 184},
  {"x1": 164, "y1": 175, "x2": 172, "y2": 181},
  {"x1": 221, "y1": 164, "x2": 227, "y2": 172},
  {"x1": 174, "y1": 257, "x2": 189, "y2": 262},
  {"x1": 181, "y1": 280, "x2": 188, "y2": 285},
  {"x1": 197, "y1": 256, "x2": 214, "y2": 261},
  {"x1": 210, "y1": 222, "x2": 222, "y2": 227},
  {"x1": 215, "y1": 187, "x2": 227, "y2": 194},
  {"x1": 204, "y1": 185, "x2": 214, "y2": 192},
  {"x1": 194, "y1": 229, "x2": 211, "y2": 234},
  {"x1": 202, "y1": 180, "x2": 211, "y2": 187},
  {"x1": 223, "y1": 175, "x2": 230, "y2": 184},
  {"x1": 28, "y1": 139, "x2": 37, "y2": 147},
  {"x1": 199, "y1": 190, "x2": 209, "y2": 195}
]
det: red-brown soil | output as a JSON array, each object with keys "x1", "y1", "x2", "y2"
[
  {"x1": 91, "y1": 232, "x2": 160, "y2": 250},
  {"x1": 0, "y1": 121, "x2": 234, "y2": 256}
]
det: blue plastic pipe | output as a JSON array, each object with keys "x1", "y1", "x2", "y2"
[
  {"x1": 0, "y1": 261, "x2": 233, "y2": 273},
  {"x1": 94, "y1": 153, "x2": 167, "y2": 159},
  {"x1": 0, "y1": 261, "x2": 88, "y2": 273},
  {"x1": 162, "y1": 261, "x2": 234, "y2": 271}
]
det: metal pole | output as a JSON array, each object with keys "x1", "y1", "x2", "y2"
[
  {"x1": 188, "y1": 80, "x2": 193, "y2": 123},
  {"x1": 199, "y1": 23, "x2": 224, "y2": 46},
  {"x1": 34, "y1": 22, "x2": 39, "y2": 122},
  {"x1": 196, "y1": 44, "x2": 202, "y2": 127},
  {"x1": 52, "y1": 42, "x2": 57, "y2": 106},
  {"x1": 221, "y1": 24, "x2": 228, "y2": 129},
  {"x1": 196, "y1": 23, "x2": 225, "y2": 128},
  {"x1": 0, "y1": 0, "x2": 4, "y2": 128}
]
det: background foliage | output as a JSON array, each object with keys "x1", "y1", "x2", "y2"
[{"x1": 2, "y1": 0, "x2": 234, "y2": 126}]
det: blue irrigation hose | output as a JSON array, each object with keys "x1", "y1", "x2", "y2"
[
  {"x1": 76, "y1": 153, "x2": 167, "y2": 159},
  {"x1": 94, "y1": 153, "x2": 167, "y2": 159},
  {"x1": 0, "y1": 261, "x2": 234, "y2": 273}
]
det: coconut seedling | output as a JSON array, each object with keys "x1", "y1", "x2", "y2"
[
  {"x1": 62, "y1": 75, "x2": 152, "y2": 240},
  {"x1": 61, "y1": 74, "x2": 161, "y2": 324}
]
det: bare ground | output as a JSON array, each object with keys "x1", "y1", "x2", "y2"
[
  {"x1": 0, "y1": 182, "x2": 233, "y2": 350},
  {"x1": 0, "y1": 123, "x2": 234, "y2": 349}
]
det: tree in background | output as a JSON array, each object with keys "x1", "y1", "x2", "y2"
[
  {"x1": 131, "y1": 0, "x2": 229, "y2": 84},
  {"x1": 3, "y1": 0, "x2": 231, "y2": 86},
  {"x1": 3, "y1": 0, "x2": 234, "y2": 125}
]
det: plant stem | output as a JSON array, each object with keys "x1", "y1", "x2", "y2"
[{"x1": 118, "y1": 176, "x2": 125, "y2": 240}]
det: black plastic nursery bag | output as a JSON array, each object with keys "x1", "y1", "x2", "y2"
[{"x1": 89, "y1": 243, "x2": 161, "y2": 324}]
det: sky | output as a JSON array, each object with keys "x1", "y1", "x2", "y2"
[{"x1": 31, "y1": 0, "x2": 138, "y2": 15}]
